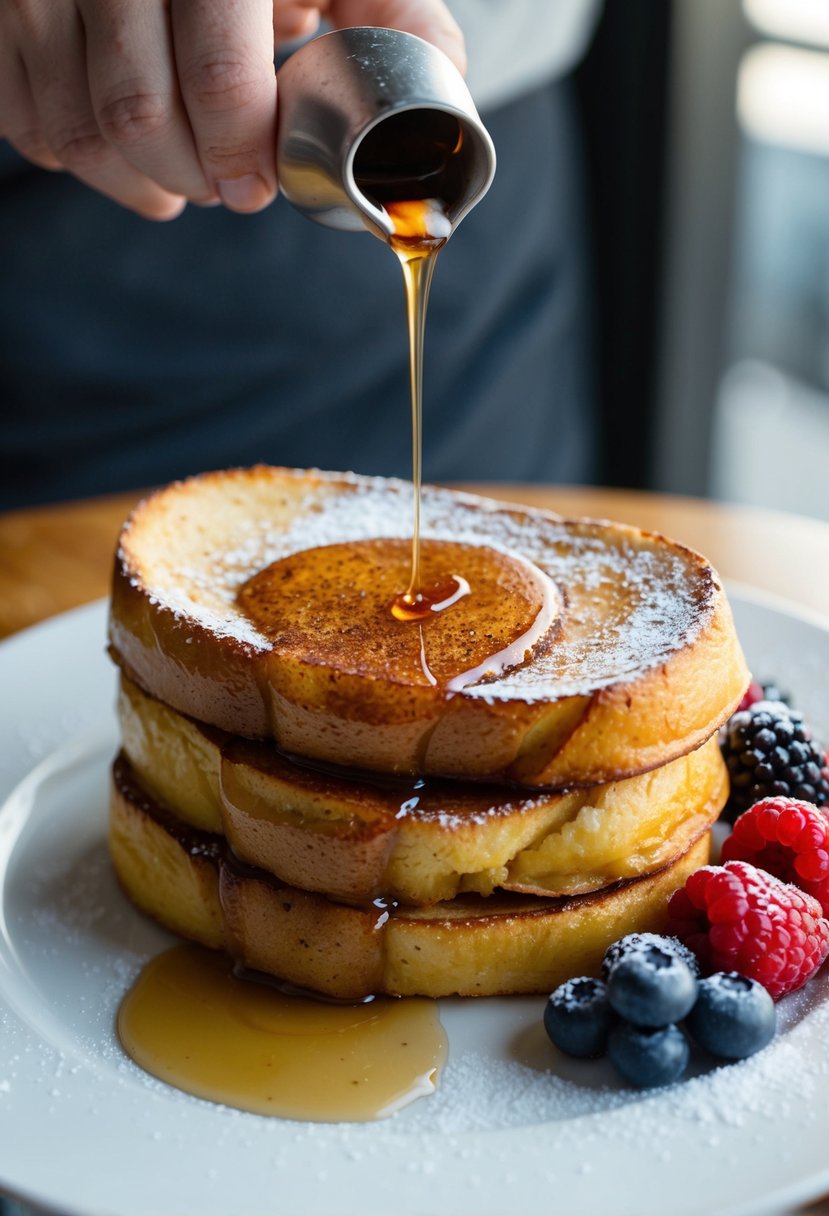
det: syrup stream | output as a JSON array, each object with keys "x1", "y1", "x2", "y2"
[
  {"x1": 353, "y1": 111, "x2": 464, "y2": 617},
  {"x1": 386, "y1": 198, "x2": 450, "y2": 616}
]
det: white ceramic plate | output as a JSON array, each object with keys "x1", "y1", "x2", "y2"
[{"x1": 1, "y1": 591, "x2": 829, "y2": 1216}]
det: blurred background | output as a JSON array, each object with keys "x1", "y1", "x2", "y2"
[
  {"x1": 580, "y1": 0, "x2": 829, "y2": 520},
  {"x1": 2, "y1": 0, "x2": 829, "y2": 521}
]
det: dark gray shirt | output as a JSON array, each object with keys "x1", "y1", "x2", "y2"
[{"x1": 0, "y1": 81, "x2": 594, "y2": 509}]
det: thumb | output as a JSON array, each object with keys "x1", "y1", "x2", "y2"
[{"x1": 323, "y1": 0, "x2": 466, "y2": 76}]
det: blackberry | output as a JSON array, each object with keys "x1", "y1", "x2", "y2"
[{"x1": 720, "y1": 700, "x2": 829, "y2": 821}]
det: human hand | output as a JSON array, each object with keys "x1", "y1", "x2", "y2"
[{"x1": 0, "y1": 0, "x2": 465, "y2": 221}]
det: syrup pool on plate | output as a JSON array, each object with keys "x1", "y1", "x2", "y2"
[{"x1": 118, "y1": 944, "x2": 448, "y2": 1121}]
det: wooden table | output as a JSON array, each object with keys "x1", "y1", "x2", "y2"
[
  {"x1": 2, "y1": 484, "x2": 829, "y2": 639},
  {"x1": 1, "y1": 484, "x2": 829, "y2": 1216}
]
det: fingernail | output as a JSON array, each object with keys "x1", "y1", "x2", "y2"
[{"x1": 217, "y1": 173, "x2": 270, "y2": 212}]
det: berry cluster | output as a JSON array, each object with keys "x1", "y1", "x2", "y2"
[
  {"x1": 544, "y1": 681, "x2": 829, "y2": 1090},
  {"x1": 544, "y1": 934, "x2": 776, "y2": 1089}
]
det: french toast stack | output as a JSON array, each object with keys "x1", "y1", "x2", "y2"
[{"x1": 108, "y1": 467, "x2": 749, "y2": 999}]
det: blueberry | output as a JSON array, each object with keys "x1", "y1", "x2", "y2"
[
  {"x1": 601, "y1": 933, "x2": 700, "y2": 980},
  {"x1": 606, "y1": 944, "x2": 698, "y2": 1027},
  {"x1": 608, "y1": 1022, "x2": 689, "y2": 1089},
  {"x1": 544, "y1": 977, "x2": 613, "y2": 1058},
  {"x1": 686, "y1": 972, "x2": 776, "y2": 1059}
]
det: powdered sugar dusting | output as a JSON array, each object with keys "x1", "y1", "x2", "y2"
[
  {"x1": 14, "y1": 733, "x2": 829, "y2": 1146},
  {"x1": 121, "y1": 472, "x2": 716, "y2": 700}
]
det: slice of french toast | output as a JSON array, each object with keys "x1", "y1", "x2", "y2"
[
  {"x1": 120, "y1": 676, "x2": 727, "y2": 905},
  {"x1": 109, "y1": 466, "x2": 749, "y2": 786},
  {"x1": 110, "y1": 755, "x2": 712, "y2": 999}
]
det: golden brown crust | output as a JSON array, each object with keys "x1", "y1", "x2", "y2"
[
  {"x1": 119, "y1": 675, "x2": 727, "y2": 906},
  {"x1": 109, "y1": 756, "x2": 712, "y2": 999},
  {"x1": 109, "y1": 466, "x2": 749, "y2": 786}
]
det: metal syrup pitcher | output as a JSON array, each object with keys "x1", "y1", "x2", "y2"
[{"x1": 275, "y1": 26, "x2": 496, "y2": 241}]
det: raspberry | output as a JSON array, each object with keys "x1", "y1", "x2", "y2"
[
  {"x1": 721, "y1": 797, "x2": 829, "y2": 917},
  {"x1": 666, "y1": 860, "x2": 829, "y2": 999},
  {"x1": 720, "y1": 700, "x2": 829, "y2": 821}
]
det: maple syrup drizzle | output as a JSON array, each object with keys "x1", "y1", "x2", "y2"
[
  {"x1": 429, "y1": 574, "x2": 471, "y2": 612},
  {"x1": 353, "y1": 112, "x2": 466, "y2": 619},
  {"x1": 418, "y1": 622, "x2": 437, "y2": 687},
  {"x1": 118, "y1": 944, "x2": 447, "y2": 1122},
  {"x1": 387, "y1": 198, "x2": 450, "y2": 618}
]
